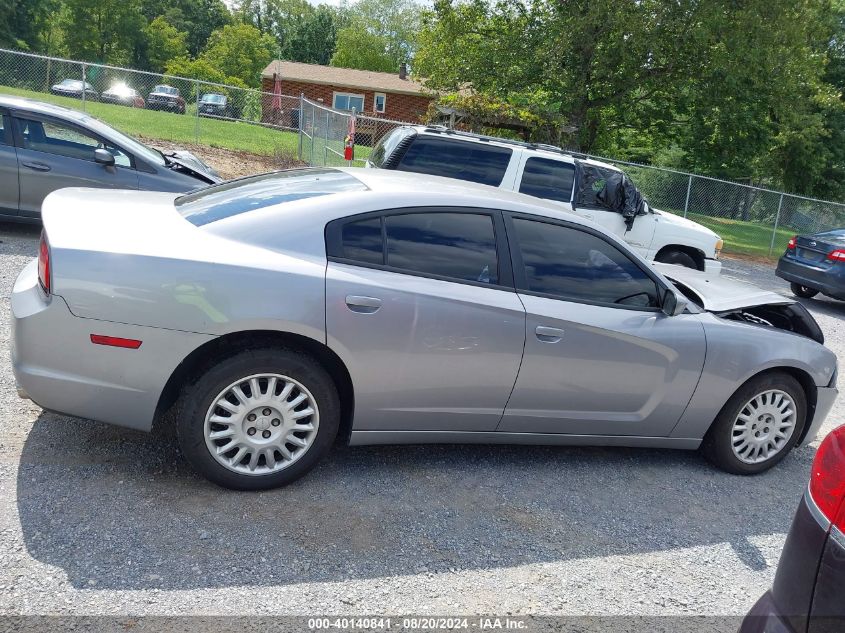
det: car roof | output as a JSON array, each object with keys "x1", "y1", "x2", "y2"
[
  {"x1": 0, "y1": 95, "x2": 91, "y2": 121},
  {"x1": 398, "y1": 125, "x2": 621, "y2": 173}
]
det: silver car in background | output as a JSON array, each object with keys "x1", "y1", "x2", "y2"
[
  {"x1": 0, "y1": 95, "x2": 220, "y2": 222},
  {"x1": 10, "y1": 168, "x2": 838, "y2": 490}
]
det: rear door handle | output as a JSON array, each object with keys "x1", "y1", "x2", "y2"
[
  {"x1": 345, "y1": 295, "x2": 382, "y2": 314},
  {"x1": 535, "y1": 326, "x2": 565, "y2": 343},
  {"x1": 21, "y1": 161, "x2": 51, "y2": 172}
]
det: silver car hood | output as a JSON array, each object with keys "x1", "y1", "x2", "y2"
[{"x1": 652, "y1": 262, "x2": 791, "y2": 312}]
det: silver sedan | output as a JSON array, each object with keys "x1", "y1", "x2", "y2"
[{"x1": 10, "y1": 168, "x2": 839, "y2": 489}]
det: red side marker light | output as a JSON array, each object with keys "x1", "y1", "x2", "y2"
[{"x1": 90, "y1": 334, "x2": 142, "y2": 349}]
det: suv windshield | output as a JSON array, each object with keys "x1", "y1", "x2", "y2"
[
  {"x1": 176, "y1": 168, "x2": 368, "y2": 226},
  {"x1": 368, "y1": 127, "x2": 417, "y2": 168}
]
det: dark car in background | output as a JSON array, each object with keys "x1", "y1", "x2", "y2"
[
  {"x1": 198, "y1": 93, "x2": 229, "y2": 118},
  {"x1": 0, "y1": 96, "x2": 221, "y2": 222},
  {"x1": 776, "y1": 229, "x2": 845, "y2": 300},
  {"x1": 739, "y1": 424, "x2": 845, "y2": 633},
  {"x1": 100, "y1": 83, "x2": 145, "y2": 108},
  {"x1": 146, "y1": 85, "x2": 185, "y2": 114},
  {"x1": 49, "y1": 79, "x2": 98, "y2": 101}
]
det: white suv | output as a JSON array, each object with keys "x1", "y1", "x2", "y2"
[{"x1": 367, "y1": 126, "x2": 723, "y2": 273}]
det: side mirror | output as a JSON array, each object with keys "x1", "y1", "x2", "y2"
[
  {"x1": 94, "y1": 148, "x2": 115, "y2": 167},
  {"x1": 661, "y1": 288, "x2": 688, "y2": 316}
]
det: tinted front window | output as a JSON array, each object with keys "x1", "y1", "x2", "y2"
[
  {"x1": 512, "y1": 218, "x2": 659, "y2": 307},
  {"x1": 0, "y1": 115, "x2": 7, "y2": 146},
  {"x1": 341, "y1": 217, "x2": 383, "y2": 264},
  {"x1": 18, "y1": 118, "x2": 131, "y2": 167},
  {"x1": 386, "y1": 212, "x2": 498, "y2": 284},
  {"x1": 519, "y1": 157, "x2": 575, "y2": 203},
  {"x1": 397, "y1": 137, "x2": 511, "y2": 187},
  {"x1": 176, "y1": 168, "x2": 368, "y2": 226}
]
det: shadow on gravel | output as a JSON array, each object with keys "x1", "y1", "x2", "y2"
[
  {"x1": 17, "y1": 410, "x2": 815, "y2": 590},
  {"x1": 796, "y1": 296, "x2": 845, "y2": 319}
]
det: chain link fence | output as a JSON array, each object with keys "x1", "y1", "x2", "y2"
[
  {"x1": 2, "y1": 47, "x2": 845, "y2": 258},
  {"x1": 298, "y1": 97, "x2": 413, "y2": 168},
  {"x1": 0, "y1": 47, "x2": 304, "y2": 161}
]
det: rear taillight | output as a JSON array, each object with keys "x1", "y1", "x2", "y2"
[
  {"x1": 38, "y1": 231, "x2": 51, "y2": 294},
  {"x1": 827, "y1": 249, "x2": 845, "y2": 262},
  {"x1": 787, "y1": 236, "x2": 797, "y2": 250},
  {"x1": 809, "y1": 425, "x2": 845, "y2": 532}
]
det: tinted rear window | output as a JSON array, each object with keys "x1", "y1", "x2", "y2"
[
  {"x1": 396, "y1": 137, "x2": 511, "y2": 187},
  {"x1": 519, "y1": 157, "x2": 575, "y2": 203},
  {"x1": 176, "y1": 168, "x2": 368, "y2": 226}
]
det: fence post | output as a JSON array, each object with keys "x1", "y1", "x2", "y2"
[
  {"x1": 769, "y1": 193, "x2": 784, "y2": 255},
  {"x1": 298, "y1": 93, "x2": 304, "y2": 162},
  {"x1": 683, "y1": 174, "x2": 693, "y2": 219},
  {"x1": 194, "y1": 80, "x2": 200, "y2": 144},
  {"x1": 324, "y1": 109, "x2": 330, "y2": 166},
  {"x1": 310, "y1": 101, "x2": 315, "y2": 166},
  {"x1": 80, "y1": 62, "x2": 86, "y2": 111}
]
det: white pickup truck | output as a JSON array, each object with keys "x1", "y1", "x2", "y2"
[{"x1": 367, "y1": 126, "x2": 723, "y2": 273}]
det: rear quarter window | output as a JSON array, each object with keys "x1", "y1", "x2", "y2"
[{"x1": 396, "y1": 137, "x2": 512, "y2": 187}]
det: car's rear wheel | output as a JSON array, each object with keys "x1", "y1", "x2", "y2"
[
  {"x1": 176, "y1": 348, "x2": 339, "y2": 490},
  {"x1": 700, "y1": 372, "x2": 806, "y2": 474},
  {"x1": 655, "y1": 249, "x2": 699, "y2": 270},
  {"x1": 790, "y1": 283, "x2": 819, "y2": 299}
]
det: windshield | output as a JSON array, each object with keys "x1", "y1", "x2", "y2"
[
  {"x1": 202, "y1": 94, "x2": 226, "y2": 104},
  {"x1": 154, "y1": 85, "x2": 177, "y2": 95},
  {"x1": 176, "y1": 169, "x2": 368, "y2": 226},
  {"x1": 105, "y1": 83, "x2": 135, "y2": 96},
  {"x1": 59, "y1": 79, "x2": 82, "y2": 88}
]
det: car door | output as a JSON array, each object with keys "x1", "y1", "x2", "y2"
[
  {"x1": 12, "y1": 114, "x2": 139, "y2": 218},
  {"x1": 325, "y1": 208, "x2": 526, "y2": 432},
  {"x1": 0, "y1": 109, "x2": 19, "y2": 217},
  {"x1": 570, "y1": 161, "x2": 658, "y2": 257},
  {"x1": 498, "y1": 214, "x2": 706, "y2": 437}
]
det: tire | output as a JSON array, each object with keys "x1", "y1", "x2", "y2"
[
  {"x1": 175, "y1": 348, "x2": 340, "y2": 490},
  {"x1": 700, "y1": 372, "x2": 806, "y2": 475},
  {"x1": 790, "y1": 283, "x2": 819, "y2": 299},
  {"x1": 654, "y1": 249, "x2": 699, "y2": 270}
]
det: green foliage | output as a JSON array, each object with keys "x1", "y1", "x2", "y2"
[
  {"x1": 238, "y1": 0, "x2": 339, "y2": 65},
  {"x1": 144, "y1": 16, "x2": 188, "y2": 72},
  {"x1": 199, "y1": 23, "x2": 276, "y2": 87},
  {"x1": 330, "y1": 27, "x2": 395, "y2": 73},
  {"x1": 341, "y1": 0, "x2": 421, "y2": 69},
  {"x1": 139, "y1": 0, "x2": 231, "y2": 57},
  {"x1": 62, "y1": 0, "x2": 146, "y2": 64},
  {"x1": 0, "y1": 0, "x2": 57, "y2": 50}
]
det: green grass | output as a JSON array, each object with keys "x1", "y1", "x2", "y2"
[
  {"x1": 685, "y1": 212, "x2": 792, "y2": 260},
  {"x1": 1, "y1": 85, "x2": 302, "y2": 157}
]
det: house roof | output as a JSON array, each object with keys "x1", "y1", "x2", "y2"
[{"x1": 262, "y1": 60, "x2": 431, "y2": 97}]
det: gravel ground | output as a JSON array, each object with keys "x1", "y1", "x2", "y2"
[{"x1": 0, "y1": 223, "x2": 843, "y2": 623}]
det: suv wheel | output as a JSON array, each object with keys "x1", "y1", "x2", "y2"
[
  {"x1": 655, "y1": 249, "x2": 699, "y2": 270},
  {"x1": 176, "y1": 348, "x2": 340, "y2": 490}
]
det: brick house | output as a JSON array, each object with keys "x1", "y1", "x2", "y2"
[{"x1": 260, "y1": 60, "x2": 434, "y2": 125}]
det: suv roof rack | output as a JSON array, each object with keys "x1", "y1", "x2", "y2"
[{"x1": 420, "y1": 126, "x2": 573, "y2": 158}]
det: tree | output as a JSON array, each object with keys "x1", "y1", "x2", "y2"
[
  {"x1": 238, "y1": 0, "x2": 339, "y2": 65},
  {"x1": 62, "y1": 0, "x2": 146, "y2": 64},
  {"x1": 0, "y1": 0, "x2": 56, "y2": 50},
  {"x1": 330, "y1": 27, "x2": 394, "y2": 72},
  {"x1": 199, "y1": 23, "x2": 276, "y2": 87},
  {"x1": 144, "y1": 16, "x2": 188, "y2": 72},
  {"x1": 341, "y1": 0, "x2": 421, "y2": 69},
  {"x1": 139, "y1": 0, "x2": 231, "y2": 56}
]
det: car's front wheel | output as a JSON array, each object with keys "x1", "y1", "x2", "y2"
[
  {"x1": 790, "y1": 283, "x2": 819, "y2": 299},
  {"x1": 700, "y1": 372, "x2": 806, "y2": 474},
  {"x1": 176, "y1": 348, "x2": 340, "y2": 490}
]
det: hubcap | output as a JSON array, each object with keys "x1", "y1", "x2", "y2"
[
  {"x1": 203, "y1": 373, "x2": 319, "y2": 476},
  {"x1": 731, "y1": 389, "x2": 796, "y2": 464}
]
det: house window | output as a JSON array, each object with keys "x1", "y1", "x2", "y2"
[
  {"x1": 333, "y1": 92, "x2": 365, "y2": 112},
  {"x1": 374, "y1": 93, "x2": 386, "y2": 114}
]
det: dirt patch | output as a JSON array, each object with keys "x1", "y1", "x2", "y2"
[
  {"x1": 721, "y1": 251, "x2": 779, "y2": 266},
  {"x1": 137, "y1": 136, "x2": 305, "y2": 180}
]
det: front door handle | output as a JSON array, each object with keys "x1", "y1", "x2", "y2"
[
  {"x1": 21, "y1": 161, "x2": 51, "y2": 172},
  {"x1": 345, "y1": 295, "x2": 382, "y2": 314},
  {"x1": 535, "y1": 326, "x2": 565, "y2": 343}
]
